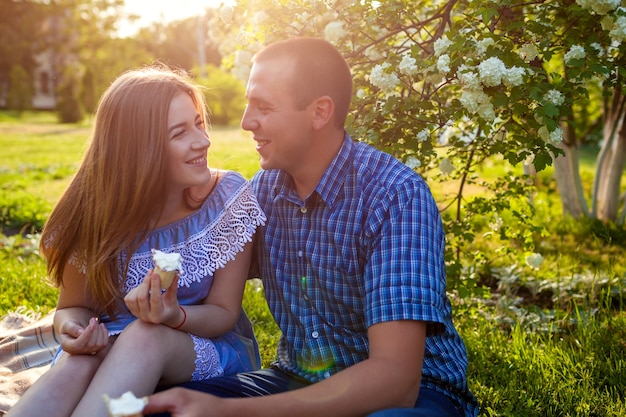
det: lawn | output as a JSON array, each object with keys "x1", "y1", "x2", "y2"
[{"x1": 1, "y1": 111, "x2": 625, "y2": 416}]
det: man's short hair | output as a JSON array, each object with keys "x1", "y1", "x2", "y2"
[{"x1": 253, "y1": 37, "x2": 353, "y2": 128}]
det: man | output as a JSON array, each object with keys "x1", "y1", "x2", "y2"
[{"x1": 146, "y1": 37, "x2": 479, "y2": 417}]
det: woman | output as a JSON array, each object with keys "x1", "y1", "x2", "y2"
[{"x1": 7, "y1": 65, "x2": 265, "y2": 417}]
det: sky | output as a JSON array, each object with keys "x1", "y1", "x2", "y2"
[{"x1": 118, "y1": 0, "x2": 234, "y2": 37}]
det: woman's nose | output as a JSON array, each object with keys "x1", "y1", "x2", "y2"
[{"x1": 193, "y1": 130, "x2": 211, "y2": 149}]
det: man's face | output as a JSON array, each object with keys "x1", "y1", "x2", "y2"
[{"x1": 241, "y1": 57, "x2": 316, "y2": 173}]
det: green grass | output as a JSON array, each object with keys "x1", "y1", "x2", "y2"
[{"x1": 1, "y1": 111, "x2": 625, "y2": 415}]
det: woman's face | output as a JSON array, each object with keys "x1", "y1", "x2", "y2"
[{"x1": 165, "y1": 92, "x2": 212, "y2": 194}]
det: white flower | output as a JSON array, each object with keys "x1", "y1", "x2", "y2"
[
  {"x1": 518, "y1": 44, "x2": 539, "y2": 62},
  {"x1": 405, "y1": 156, "x2": 421, "y2": 170},
  {"x1": 457, "y1": 65, "x2": 480, "y2": 89},
  {"x1": 543, "y1": 89, "x2": 564, "y2": 106},
  {"x1": 459, "y1": 88, "x2": 495, "y2": 121},
  {"x1": 398, "y1": 53, "x2": 418, "y2": 76},
  {"x1": 538, "y1": 126, "x2": 563, "y2": 144},
  {"x1": 609, "y1": 15, "x2": 626, "y2": 43},
  {"x1": 564, "y1": 45, "x2": 586, "y2": 63},
  {"x1": 439, "y1": 158, "x2": 455, "y2": 175},
  {"x1": 477, "y1": 102, "x2": 496, "y2": 121},
  {"x1": 434, "y1": 36, "x2": 452, "y2": 57},
  {"x1": 369, "y1": 63, "x2": 399, "y2": 93},
  {"x1": 220, "y1": 5, "x2": 234, "y2": 24},
  {"x1": 526, "y1": 253, "x2": 544, "y2": 269},
  {"x1": 460, "y1": 89, "x2": 491, "y2": 114},
  {"x1": 478, "y1": 57, "x2": 507, "y2": 87},
  {"x1": 417, "y1": 129, "x2": 429, "y2": 142},
  {"x1": 576, "y1": 0, "x2": 620, "y2": 15},
  {"x1": 356, "y1": 89, "x2": 366, "y2": 99},
  {"x1": 324, "y1": 21, "x2": 347, "y2": 44},
  {"x1": 476, "y1": 37, "x2": 495, "y2": 56},
  {"x1": 503, "y1": 66, "x2": 526, "y2": 87},
  {"x1": 550, "y1": 127, "x2": 563, "y2": 144},
  {"x1": 437, "y1": 54, "x2": 451, "y2": 74},
  {"x1": 590, "y1": 42, "x2": 603, "y2": 53}
]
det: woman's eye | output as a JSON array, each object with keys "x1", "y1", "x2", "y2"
[{"x1": 171, "y1": 130, "x2": 184, "y2": 139}]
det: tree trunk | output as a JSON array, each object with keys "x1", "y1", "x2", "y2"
[
  {"x1": 594, "y1": 90, "x2": 626, "y2": 222},
  {"x1": 554, "y1": 138, "x2": 589, "y2": 218},
  {"x1": 553, "y1": 121, "x2": 589, "y2": 218}
]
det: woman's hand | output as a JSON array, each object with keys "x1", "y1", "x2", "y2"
[
  {"x1": 58, "y1": 316, "x2": 108, "y2": 356},
  {"x1": 124, "y1": 269, "x2": 183, "y2": 328}
]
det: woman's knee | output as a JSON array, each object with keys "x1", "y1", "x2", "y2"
[
  {"x1": 116, "y1": 321, "x2": 166, "y2": 347},
  {"x1": 116, "y1": 320, "x2": 190, "y2": 356}
]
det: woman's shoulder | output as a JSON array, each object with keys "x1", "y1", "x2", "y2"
[
  {"x1": 215, "y1": 169, "x2": 247, "y2": 186},
  {"x1": 208, "y1": 170, "x2": 249, "y2": 199}
]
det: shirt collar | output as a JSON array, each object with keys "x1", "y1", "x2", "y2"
[{"x1": 274, "y1": 132, "x2": 353, "y2": 211}]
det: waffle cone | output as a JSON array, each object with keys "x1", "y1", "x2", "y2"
[{"x1": 154, "y1": 266, "x2": 176, "y2": 290}]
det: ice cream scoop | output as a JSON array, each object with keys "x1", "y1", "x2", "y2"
[
  {"x1": 103, "y1": 391, "x2": 147, "y2": 417},
  {"x1": 151, "y1": 249, "x2": 182, "y2": 290}
]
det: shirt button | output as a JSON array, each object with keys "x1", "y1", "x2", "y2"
[
  {"x1": 297, "y1": 250, "x2": 303, "y2": 257},
  {"x1": 300, "y1": 206, "x2": 307, "y2": 214},
  {"x1": 311, "y1": 331, "x2": 319, "y2": 339}
]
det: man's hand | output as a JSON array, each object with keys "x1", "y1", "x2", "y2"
[{"x1": 144, "y1": 388, "x2": 223, "y2": 417}]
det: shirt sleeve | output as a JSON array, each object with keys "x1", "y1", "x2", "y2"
[{"x1": 364, "y1": 178, "x2": 448, "y2": 334}]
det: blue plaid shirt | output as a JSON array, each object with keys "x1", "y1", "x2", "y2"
[{"x1": 251, "y1": 134, "x2": 478, "y2": 416}]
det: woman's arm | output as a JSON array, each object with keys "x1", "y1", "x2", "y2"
[
  {"x1": 124, "y1": 241, "x2": 253, "y2": 338},
  {"x1": 54, "y1": 262, "x2": 109, "y2": 355}
]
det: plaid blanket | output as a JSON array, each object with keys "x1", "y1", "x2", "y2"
[{"x1": 0, "y1": 310, "x2": 58, "y2": 414}]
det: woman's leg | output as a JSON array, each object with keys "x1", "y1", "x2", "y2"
[
  {"x1": 70, "y1": 321, "x2": 196, "y2": 417},
  {"x1": 6, "y1": 349, "x2": 108, "y2": 417}
]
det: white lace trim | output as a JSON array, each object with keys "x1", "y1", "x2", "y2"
[
  {"x1": 45, "y1": 179, "x2": 265, "y2": 291},
  {"x1": 122, "y1": 184, "x2": 265, "y2": 292},
  {"x1": 190, "y1": 334, "x2": 223, "y2": 381}
]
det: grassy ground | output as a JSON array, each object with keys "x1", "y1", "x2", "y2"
[{"x1": 1, "y1": 111, "x2": 625, "y2": 415}]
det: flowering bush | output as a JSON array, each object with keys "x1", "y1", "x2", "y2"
[{"x1": 208, "y1": 0, "x2": 626, "y2": 291}]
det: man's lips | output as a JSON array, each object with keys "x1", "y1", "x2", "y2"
[{"x1": 255, "y1": 138, "x2": 270, "y2": 149}]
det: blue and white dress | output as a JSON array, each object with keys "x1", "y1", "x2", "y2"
[{"x1": 56, "y1": 170, "x2": 266, "y2": 381}]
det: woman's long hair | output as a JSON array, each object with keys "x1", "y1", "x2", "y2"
[{"x1": 41, "y1": 65, "x2": 209, "y2": 317}]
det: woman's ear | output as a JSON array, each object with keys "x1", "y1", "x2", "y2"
[{"x1": 311, "y1": 96, "x2": 334, "y2": 130}]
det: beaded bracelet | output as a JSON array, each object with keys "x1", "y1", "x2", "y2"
[{"x1": 172, "y1": 306, "x2": 187, "y2": 330}]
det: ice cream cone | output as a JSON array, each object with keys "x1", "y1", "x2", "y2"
[
  {"x1": 151, "y1": 249, "x2": 183, "y2": 290},
  {"x1": 153, "y1": 266, "x2": 177, "y2": 289}
]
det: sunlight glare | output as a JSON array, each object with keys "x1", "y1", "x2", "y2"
[{"x1": 119, "y1": 0, "x2": 236, "y2": 37}]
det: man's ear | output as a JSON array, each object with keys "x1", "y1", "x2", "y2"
[{"x1": 311, "y1": 96, "x2": 334, "y2": 130}]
